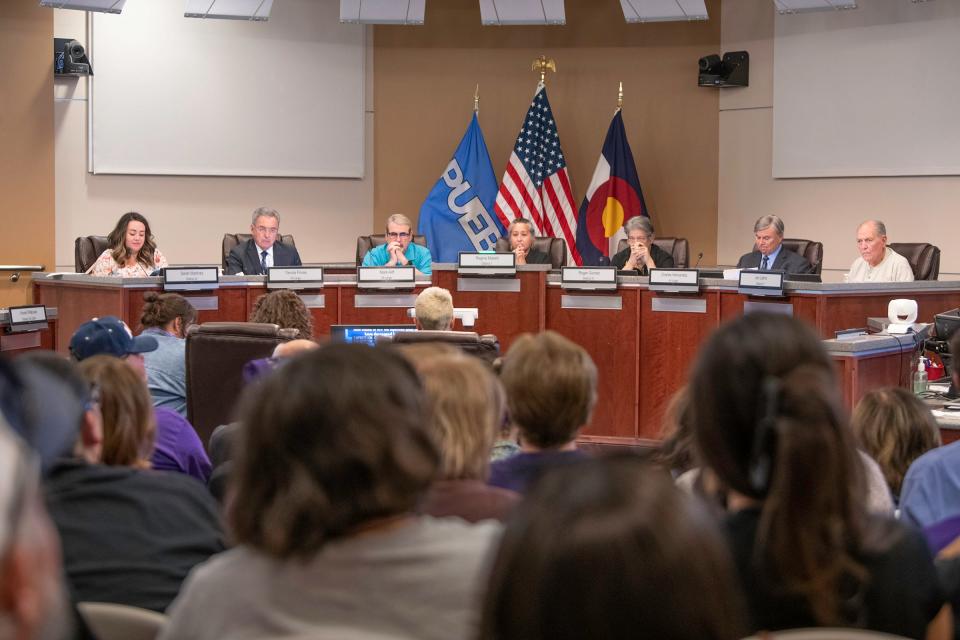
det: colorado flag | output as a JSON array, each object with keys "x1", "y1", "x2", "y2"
[
  {"x1": 574, "y1": 111, "x2": 649, "y2": 266},
  {"x1": 418, "y1": 113, "x2": 505, "y2": 262}
]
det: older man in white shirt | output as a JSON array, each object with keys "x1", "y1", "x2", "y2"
[{"x1": 847, "y1": 220, "x2": 915, "y2": 283}]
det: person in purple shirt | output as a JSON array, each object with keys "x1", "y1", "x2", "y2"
[
  {"x1": 488, "y1": 331, "x2": 596, "y2": 494},
  {"x1": 69, "y1": 316, "x2": 211, "y2": 483}
]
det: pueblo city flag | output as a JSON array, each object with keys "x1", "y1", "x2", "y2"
[
  {"x1": 418, "y1": 113, "x2": 505, "y2": 262},
  {"x1": 574, "y1": 110, "x2": 649, "y2": 266},
  {"x1": 494, "y1": 85, "x2": 582, "y2": 265}
]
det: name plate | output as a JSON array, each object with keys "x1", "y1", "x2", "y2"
[
  {"x1": 7, "y1": 304, "x2": 48, "y2": 333},
  {"x1": 561, "y1": 266, "x2": 618, "y2": 292},
  {"x1": 163, "y1": 267, "x2": 219, "y2": 291},
  {"x1": 267, "y1": 267, "x2": 324, "y2": 290},
  {"x1": 738, "y1": 270, "x2": 785, "y2": 297},
  {"x1": 458, "y1": 252, "x2": 516, "y2": 277},
  {"x1": 649, "y1": 268, "x2": 701, "y2": 294},
  {"x1": 357, "y1": 266, "x2": 416, "y2": 290}
]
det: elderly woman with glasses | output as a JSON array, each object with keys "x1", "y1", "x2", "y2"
[{"x1": 361, "y1": 213, "x2": 433, "y2": 275}]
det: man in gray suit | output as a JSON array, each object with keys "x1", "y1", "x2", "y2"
[
  {"x1": 736, "y1": 214, "x2": 812, "y2": 274},
  {"x1": 225, "y1": 207, "x2": 302, "y2": 275}
]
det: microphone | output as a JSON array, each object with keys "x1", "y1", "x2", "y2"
[{"x1": 693, "y1": 252, "x2": 704, "y2": 268}]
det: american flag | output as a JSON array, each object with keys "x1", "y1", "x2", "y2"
[{"x1": 494, "y1": 85, "x2": 582, "y2": 265}]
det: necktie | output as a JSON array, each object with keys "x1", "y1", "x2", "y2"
[
  {"x1": 761, "y1": 255, "x2": 769, "y2": 270},
  {"x1": 260, "y1": 250, "x2": 268, "y2": 273}
]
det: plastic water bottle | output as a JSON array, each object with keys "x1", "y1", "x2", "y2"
[{"x1": 913, "y1": 358, "x2": 928, "y2": 395}]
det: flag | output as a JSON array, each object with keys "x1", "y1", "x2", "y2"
[
  {"x1": 418, "y1": 113, "x2": 505, "y2": 262},
  {"x1": 494, "y1": 85, "x2": 582, "y2": 265},
  {"x1": 574, "y1": 110, "x2": 649, "y2": 266}
]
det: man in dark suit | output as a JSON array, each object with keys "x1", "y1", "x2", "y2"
[
  {"x1": 736, "y1": 214, "x2": 812, "y2": 274},
  {"x1": 225, "y1": 207, "x2": 302, "y2": 275}
]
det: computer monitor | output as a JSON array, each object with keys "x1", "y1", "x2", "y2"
[
  {"x1": 935, "y1": 309, "x2": 960, "y2": 342},
  {"x1": 329, "y1": 324, "x2": 417, "y2": 347}
]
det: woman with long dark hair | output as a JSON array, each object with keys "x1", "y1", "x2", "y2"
[{"x1": 87, "y1": 211, "x2": 168, "y2": 277}]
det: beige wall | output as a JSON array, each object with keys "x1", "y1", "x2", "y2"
[
  {"x1": 719, "y1": 0, "x2": 960, "y2": 274},
  {"x1": 374, "y1": 0, "x2": 722, "y2": 264},
  {"x1": 1, "y1": 0, "x2": 54, "y2": 306},
  {"x1": 53, "y1": 10, "x2": 374, "y2": 270}
]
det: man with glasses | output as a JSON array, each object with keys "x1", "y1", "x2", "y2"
[
  {"x1": 225, "y1": 207, "x2": 302, "y2": 275},
  {"x1": 361, "y1": 213, "x2": 433, "y2": 275}
]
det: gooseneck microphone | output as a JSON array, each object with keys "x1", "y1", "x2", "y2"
[{"x1": 693, "y1": 252, "x2": 704, "y2": 268}]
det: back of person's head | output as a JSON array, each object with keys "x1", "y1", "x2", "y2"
[
  {"x1": 852, "y1": 387, "x2": 941, "y2": 497},
  {"x1": 229, "y1": 344, "x2": 439, "y2": 559},
  {"x1": 413, "y1": 351, "x2": 504, "y2": 480},
  {"x1": 414, "y1": 286, "x2": 454, "y2": 330},
  {"x1": 78, "y1": 355, "x2": 155, "y2": 468},
  {"x1": 140, "y1": 292, "x2": 197, "y2": 334},
  {"x1": 689, "y1": 312, "x2": 867, "y2": 625},
  {"x1": 654, "y1": 385, "x2": 695, "y2": 475},
  {"x1": 500, "y1": 331, "x2": 597, "y2": 449},
  {"x1": 249, "y1": 289, "x2": 313, "y2": 339},
  {"x1": 480, "y1": 454, "x2": 745, "y2": 640}
]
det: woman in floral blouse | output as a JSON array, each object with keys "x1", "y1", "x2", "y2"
[{"x1": 87, "y1": 212, "x2": 168, "y2": 277}]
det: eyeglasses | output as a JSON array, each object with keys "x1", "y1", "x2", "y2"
[
  {"x1": 386, "y1": 232, "x2": 411, "y2": 240},
  {"x1": 255, "y1": 226, "x2": 279, "y2": 235}
]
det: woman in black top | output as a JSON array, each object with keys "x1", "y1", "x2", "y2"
[
  {"x1": 688, "y1": 313, "x2": 949, "y2": 639},
  {"x1": 611, "y1": 216, "x2": 674, "y2": 274},
  {"x1": 506, "y1": 219, "x2": 552, "y2": 265}
]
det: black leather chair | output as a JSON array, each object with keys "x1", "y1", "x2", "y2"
[
  {"x1": 614, "y1": 237, "x2": 690, "y2": 269},
  {"x1": 780, "y1": 238, "x2": 824, "y2": 275},
  {"x1": 493, "y1": 236, "x2": 568, "y2": 268},
  {"x1": 888, "y1": 242, "x2": 941, "y2": 281},
  {"x1": 222, "y1": 233, "x2": 297, "y2": 271},
  {"x1": 386, "y1": 330, "x2": 500, "y2": 366},
  {"x1": 355, "y1": 234, "x2": 428, "y2": 265},
  {"x1": 74, "y1": 236, "x2": 112, "y2": 273}
]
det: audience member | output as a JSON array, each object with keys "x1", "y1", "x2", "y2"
[
  {"x1": 361, "y1": 213, "x2": 433, "y2": 275},
  {"x1": 161, "y1": 344, "x2": 500, "y2": 640},
  {"x1": 852, "y1": 387, "x2": 941, "y2": 501},
  {"x1": 689, "y1": 312, "x2": 948, "y2": 637},
  {"x1": 19, "y1": 355, "x2": 224, "y2": 613},
  {"x1": 654, "y1": 386, "x2": 696, "y2": 478},
  {"x1": 480, "y1": 454, "x2": 746, "y2": 640},
  {"x1": 847, "y1": 220, "x2": 915, "y2": 283},
  {"x1": 249, "y1": 288, "x2": 314, "y2": 339},
  {"x1": 69, "y1": 316, "x2": 211, "y2": 483},
  {"x1": 488, "y1": 331, "x2": 596, "y2": 494},
  {"x1": 736, "y1": 214, "x2": 813, "y2": 274},
  {"x1": 224, "y1": 207, "x2": 302, "y2": 275},
  {"x1": 86, "y1": 211, "x2": 168, "y2": 277},
  {"x1": 415, "y1": 286, "x2": 454, "y2": 330},
  {"x1": 403, "y1": 345, "x2": 520, "y2": 522},
  {"x1": 504, "y1": 218, "x2": 551, "y2": 266},
  {"x1": 139, "y1": 291, "x2": 197, "y2": 416},
  {"x1": 611, "y1": 216, "x2": 675, "y2": 274}
]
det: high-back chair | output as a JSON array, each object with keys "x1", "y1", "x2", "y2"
[
  {"x1": 780, "y1": 238, "x2": 824, "y2": 275},
  {"x1": 387, "y1": 330, "x2": 500, "y2": 366},
  {"x1": 222, "y1": 233, "x2": 297, "y2": 271},
  {"x1": 888, "y1": 242, "x2": 941, "y2": 281},
  {"x1": 493, "y1": 236, "x2": 568, "y2": 268},
  {"x1": 74, "y1": 236, "x2": 112, "y2": 273}
]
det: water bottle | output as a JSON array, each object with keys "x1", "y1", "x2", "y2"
[{"x1": 913, "y1": 358, "x2": 928, "y2": 395}]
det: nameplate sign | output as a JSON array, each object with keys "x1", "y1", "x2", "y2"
[
  {"x1": 738, "y1": 270, "x2": 785, "y2": 297},
  {"x1": 163, "y1": 267, "x2": 219, "y2": 292},
  {"x1": 357, "y1": 266, "x2": 416, "y2": 290},
  {"x1": 458, "y1": 252, "x2": 516, "y2": 277},
  {"x1": 7, "y1": 304, "x2": 48, "y2": 333},
  {"x1": 267, "y1": 267, "x2": 324, "y2": 290},
  {"x1": 561, "y1": 267, "x2": 618, "y2": 292},
  {"x1": 649, "y1": 268, "x2": 701, "y2": 294}
]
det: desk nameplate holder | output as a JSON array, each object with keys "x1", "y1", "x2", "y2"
[
  {"x1": 357, "y1": 267, "x2": 416, "y2": 291},
  {"x1": 649, "y1": 268, "x2": 701, "y2": 295},
  {"x1": 267, "y1": 267, "x2": 324, "y2": 291},
  {"x1": 458, "y1": 253, "x2": 516, "y2": 278},
  {"x1": 560, "y1": 267, "x2": 618, "y2": 292},
  {"x1": 738, "y1": 270, "x2": 785, "y2": 298},
  {"x1": 163, "y1": 267, "x2": 219, "y2": 292},
  {"x1": 6, "y1": 304, "x2": 48, "y2": 333}
]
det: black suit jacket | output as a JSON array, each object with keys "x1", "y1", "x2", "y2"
[
  {"x1": 736, "y1": 248, "x2": 812, "y2": 275},
  {"x1": 224, "y1": 239, "x2": 302, "y2": 275}
]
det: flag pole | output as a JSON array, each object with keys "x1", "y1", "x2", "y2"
[
  {"x1": 617, "y1": 81, "x2": 623, "y2": 111},
  {"x1": 531, "y1": 55, "x2": 557, "y2": 86},
  {"x1": 474, "y1": 84, "x2": 480, "y2": 113}
]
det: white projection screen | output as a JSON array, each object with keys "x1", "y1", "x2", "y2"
[
  {"x1": 89, "y1": 0, "x2": 365, "y2": 177},
  {"x1": 772, "y1": 0, "x2": 960, "y2": 178}
]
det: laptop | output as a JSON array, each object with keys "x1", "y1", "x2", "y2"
[{"x1": 329, "y1": 324, "x2": 417, "y2": 347}]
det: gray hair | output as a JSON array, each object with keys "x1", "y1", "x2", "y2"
[
  {"x1": 624, "y1": 216, "x2": 655, "y2": 237},
  {"x1": 860, "y1": 220, "x2": 887, "y2": 237},
  {"x1": 386, "y1": 213, "x2": 413, "y2": 230},
  {"x1": 507, "y1": 219, "x2": 536, "y2": 236},
  {"x1": 753, "y1": 215, "x2": 784, "y2": 237},
  {"x1": 252, "y1": 207, "x2": 280, "y2": 226},
  {"x1": 415, "y1": 287, "x2": 454, "y2": 330}
]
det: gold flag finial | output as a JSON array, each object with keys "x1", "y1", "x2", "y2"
[
  {"x1": 617, "y1": 81, "x2": 623, "y2": 109},
  {"x1": 531, "y1": 55, "x2": 557, "y2": 85},
  {"x1": 474, "y1": 84, "x2": 479, "y2": 113}
]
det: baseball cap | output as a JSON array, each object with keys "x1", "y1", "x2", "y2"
[{"x1": 69, "y1": 316, "x2": 159, "y2": 361}]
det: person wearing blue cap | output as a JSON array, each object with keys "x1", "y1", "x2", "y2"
[{"x1": 69, "y1": 316, "x2": 212, "y2": 483}]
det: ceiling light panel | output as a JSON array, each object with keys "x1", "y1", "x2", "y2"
[
  {"x1": 479, "y1": 0, "x2": 566, "y2": 26},
  {"x1": 339, "y1": 0, "x2": 426, "y2": 24},
  {"x1": 184, "y1": 0, "x2": 274, "y2": 21},
  {"x1": 39, "y1": 0, "x2": 127, "y2": 13},
  {"x1": 620, "y1": 0, "x2": 708, "y2": 22},
  {"x1": 773, "y1": 0, "x2": 857, "y2": 14}
]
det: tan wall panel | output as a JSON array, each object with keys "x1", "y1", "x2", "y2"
[
  {"x1": 0, "y1": 0, "x2": 54, "y2": 306},
  {"x1": 374, "y1": 0, "x2": 721, "y2": 264}
]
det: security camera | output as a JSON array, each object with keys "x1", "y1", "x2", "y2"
[{"x1": 54, "y1": 37, "x2": 93, "y2": 75}]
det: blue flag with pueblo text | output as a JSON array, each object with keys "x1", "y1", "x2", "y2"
[{"x1": 418, "y1": 113, "x2": 505, "y2": 262}]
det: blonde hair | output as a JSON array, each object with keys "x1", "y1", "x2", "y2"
[
  {"x1": 415, "y1": 287, "x2": 454, "y2": 330},
  {"x1": 386, "y1": 213, "x2": 413, "y2": 230}
]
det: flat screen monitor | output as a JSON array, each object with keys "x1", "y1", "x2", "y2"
[
  {"x1": 935, "y1": 309, "x2": 960, "y2": 341},
  {"x1": 329, "y1": 324, "x2": 417, "y2": 347}
]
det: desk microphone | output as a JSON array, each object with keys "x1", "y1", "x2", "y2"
[{"x1": 693, "y1": 252, "x2": 704, "y2": 268}]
